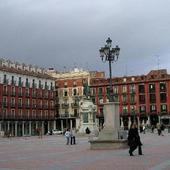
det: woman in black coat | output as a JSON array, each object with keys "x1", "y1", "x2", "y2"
[{"x1": 128, "y1": 123, "x2": 143, "y2": 156}]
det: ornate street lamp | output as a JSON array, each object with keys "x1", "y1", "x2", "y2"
[{"x1": 99, "y1": 37, "x2": 120, "y2": 102}]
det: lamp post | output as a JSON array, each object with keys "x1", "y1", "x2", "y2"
[{"x1": 99, "y1": 37, "x2": 120, "y2": 102}]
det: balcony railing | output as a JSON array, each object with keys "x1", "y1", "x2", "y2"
[{"x1": 0, "y1": 114, "x2": 55, "y2": 120}]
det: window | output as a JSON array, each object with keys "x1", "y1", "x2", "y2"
[
  {"x1": 98, "y1": 87, "x2": 103, "y2": 95},
  {"x1": 18, "y1": 77, "x2": 22, "y2": 86},
  {"x1": 39, "y1": 80, "x2": 42, "y2": 88},
  {"x1": 11, "y1": 98, "x2": 15, "y2": 104},
  {"x1": 139, "y1": 95, "x2": 145, "y2": 104},
  {"x1": 122, "y1": 95, "x2": 127, "y2": 103},
  {"x1": 122, "y1": 85, "x2": 127, "y2": 93},
  {"x1": 26, "y1": 88, "x2": 29, "y2": 96},
  {"x1": 113, "y1": 86, "x2": 118, "y2": 94},
  {"x1": 139, "y1": 84, "x2": 145, "y2": 93},
  {"x1": 160, "y1": 93, "x2": 166, "y2": 103},
  {"x1": 130, "y1": 84, "x2": 135, "y2": 93},
  {"x1": 3, "y1": 74, "x2": 8, "y2": 84},
  {"x1": 130, "y1": 94, "x2": 135, "y2": 103},
  {"x1": 150, "y1": 94, "x2": 156, "y2": 103},
  {"x1": 11, "y1": 86, "x2": 15, "y2": 96},
  {"x1": 26, "y1": 78, "x2": 29, "y2": 87},
  {"x1": 3, "y1": 85, "x2": 7, "y2": 92},
  {"x1": 18, "y1": 98, "x2": 22, "y2": 107},
  {"x1": 160, "y1": 82, "x2": 166, "y2": 92},
  {"x1": 150, "y1": 105, "x2": 156, "y2": 112},
  {"x1": 161, "y1": 104, "x2": 167, "y2": 112},
  {"x1": 140, "y1": 105, "x2": 146, "y2": 113},
  {"x1": 11, "y1": 109, "x2": 15, "y2": 117},
  {"x1": 18, "y1": 109, "x2": 22, "y2": 117},
  {"x1": 26, "y1": 99, "x2": 30, "y2": 105},
  {"x1": 123, "y1": 106, "x2": 128, "y2": 114},
  {"x1": 149, "y1": 84, "x2": 155, "y2": 93},
  {"x1": 11, "y1": 76, "x2": 15, "y2": 85},
  {"x1": 50, "y1": 82, "x2": 53, "y2": 90}
]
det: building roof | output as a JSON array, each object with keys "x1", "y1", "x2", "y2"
[{"x1": 0, "y1": 65, "x2": 55, "y2": 80}]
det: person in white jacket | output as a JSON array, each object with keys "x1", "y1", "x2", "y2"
[{"x1": 65, "y1": 129, "x2": 71, "y2": 145}]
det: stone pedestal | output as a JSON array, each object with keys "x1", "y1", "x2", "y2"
[
  {"x1": 89, "y1": 102, "x2": 128, "y2": 150},
  {"x1": 78, "y1": 98, "x2": 98, "y2": 134}
]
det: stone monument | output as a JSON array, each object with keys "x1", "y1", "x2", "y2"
[
  {"x1": 78, "y1": 98, "x2": 98, "y2": 134},
  {"x1": 89, "y1": 102, "x2": 128, "y2": 150},
  {"x1": 77, "y1": 80, "x2": 98, "y2": 134}
]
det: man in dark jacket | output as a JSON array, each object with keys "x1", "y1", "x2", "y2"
[{"x1": 128, "y1": 123, "x2": 143, "y2": 156}]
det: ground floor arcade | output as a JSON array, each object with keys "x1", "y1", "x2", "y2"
[{"x1": 0, "y1": 120, "x2": 56, "y2": 137}]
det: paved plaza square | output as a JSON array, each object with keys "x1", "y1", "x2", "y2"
[{"x1": 0, "y1": 132, "x2": 170, "y2": 170}]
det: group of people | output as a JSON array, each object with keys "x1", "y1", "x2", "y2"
[{"x1": 65, "y1": 128, "x2": 76, "y2": 145}]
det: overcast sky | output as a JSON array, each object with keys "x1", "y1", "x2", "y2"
[{"x1": 0, "y1": 0, "x2": 170, "y2": 77}]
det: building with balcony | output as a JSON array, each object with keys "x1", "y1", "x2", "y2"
[
  {"x1": 0, "y1": 59, "x2": 56, "y2": 136},
  {"x1": 90, "y1": 69, "x2": 170, "y2": 128},
  {"x1": 47, "y1": 67, "x2": 105, "y2": 131}
]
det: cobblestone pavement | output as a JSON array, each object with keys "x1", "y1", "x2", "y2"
[{"x1": 0, "y1": 131, "x2": 170, "y2": 170}]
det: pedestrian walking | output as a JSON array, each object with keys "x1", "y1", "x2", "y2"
[
  {"x1": 151, "y1": 125, "x2": 155, "y2": 133},
  {"x1": 128, "y1": 123, "x2": 143, "y2": 156},
  {"x1": 160, "y1": 124, "x2": 165, "y2": 136},
  {"x1": 70, "y1": 128, "x2": 76, "y2": 145},
  {"x1": 65, "y1": 129, "x2": 71, "y2": 145},
  {"x1": 157, "y1": 123, "x2": 162, "y2": 136},
  {"x1": 143, "y1": 124, "x2": 146, "y2": 134}
]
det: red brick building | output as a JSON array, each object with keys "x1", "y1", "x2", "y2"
[
  {"x1": 0, "y1": 59, "x2": 56, "y2": 136},
  {"x1": 90, "y1": 69, "x2": 170, "y2": 128}
]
